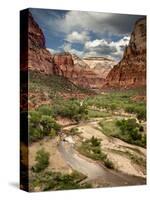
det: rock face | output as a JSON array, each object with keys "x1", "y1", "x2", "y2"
[
  {"x1": 105, "y1": 18, "x2": 146, "y2": 89},
  {"x1": 53, "y1": 53, "x2": 105, "y2": 89},
  {"x1": 28, "y1": 12, "x2": 54, "y2": 74},
  {"x1": 83, "y1": 57, "x2": 116, "y2": 78},
  {"x1": 72, "y1": 54, "x2": 90, "y2": 69},
  {"x1": 26, "y1": 12, "x2": 108, "y2": 89}
]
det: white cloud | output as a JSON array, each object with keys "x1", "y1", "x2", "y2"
[
  {"x1": 85, "y1": 39, "x2": 108, "y2": 48},
  {"x1": 61, "y1": 43, "x2": 84, "y2": 57},
  {"x1": 66, "y1": 31, "x2": 90, "y2": 43},
  {"x1": 84, "y1": 36, "x2": 130, "y2": 60},
  {"x1": 58, "y1": 35, "x2": 130, "y2": 60},
  {"x1": 44, "y1": 10, "x2": 141, "y2": 36}
]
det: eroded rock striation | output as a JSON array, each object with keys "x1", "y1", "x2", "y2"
[{"x1": 105, "y1": 18, "x2": 146, "y2": 89}]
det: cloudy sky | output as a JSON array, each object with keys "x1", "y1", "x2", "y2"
[{"x1": 30, "y1": 8, "x2": 144, "y2": 61}]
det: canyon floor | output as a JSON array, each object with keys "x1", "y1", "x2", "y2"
[
  {"x1": 29, "y1": 104, "x2": 146, "y2": 191},
  {"x1": 28, "y1": 73, "x2": 146, "y2": 191}
]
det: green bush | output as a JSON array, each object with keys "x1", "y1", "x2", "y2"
[
  {"x1": 90, "y1": 136, "x2": 100, "y2": 147},
  {"x1": 116, "y1": 118, "x2": 146, "y2": 147},
  {"x1": 37, "y1": 105, "x2": 52, "y2": 116},
  {"x1": 125, "y1": 105, "x2": 146, "y2": 120},
  {"x1": 52, "y1": 99, "x2": 88, "y2": 122},
  {"x1": 32, "y1": 149, "x2": 49, "y2": 173},
  {"x1": 78, "y1": 136, "x2": 115, "y2": 169},
  {"x1": 104, "y1": 159, "x2": 114, "y2": 169},
  {"x1": 28, "y1": 111, "x2": 60, "y2": 143}
]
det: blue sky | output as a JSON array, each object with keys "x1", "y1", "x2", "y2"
[{"x1": 30, "y1": 8, "x2": 144, "y2": 61}]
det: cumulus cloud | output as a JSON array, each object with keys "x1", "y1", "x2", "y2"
[
  {"x1": 66, "y1": 31, "x2": 90, "y2": 43},
  {"x1": 30, "y1": 9, "x2": 143, "y2": 60},
  {"x1": 45, "y1": 10, "x2": 143, "y2": 36},
  {"x1": 84, "y1": 36, "x2": 130, "y2": 60}
]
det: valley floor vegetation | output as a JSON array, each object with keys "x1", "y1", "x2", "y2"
[{"x1": 28, "y1": 72, "x2": 146, "y2": 191}]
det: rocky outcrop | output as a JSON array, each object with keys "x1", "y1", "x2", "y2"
[
  {"x1": 83, "y1": 57, "x2": 116, "y2": 78},
  {"x1": 53, "y1": 53, "x2": 105, "y2": 89},
  {"x1": 28, "y1": 12, "x2": 54, "y2": 74},
  {"x1": 72, "y1": 54, "x2": 90, "y2": 69},
  {"x1": 105, "y1": 18, "x2": 146, "y2": 89}
]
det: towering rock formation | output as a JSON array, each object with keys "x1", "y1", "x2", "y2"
[
  {"x1": 83, "y1": 57, "x2": 116, "y2": 78},
  {"x1": 26, "y1": 11, "x2": 106, "y2": 89},
  {"x1": 28, "y1": 12, "x2": 54, "y2": 74},
  {"x1": 105, "y1": 18, "x2": 146, "y2": 89},
  {"x1": 53, "y1": 53, "x2": 105, "y2": 89}
]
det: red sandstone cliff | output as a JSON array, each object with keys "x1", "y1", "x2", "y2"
[
  {"x1": 27, "y1": 12, "x2": 105, "y2": 89},
  {"x1": 53, "y1": 52, "x2": 105, "y2": 89},
  {"x1": 28, "y1": 12, "x2": 54, "y2": 74},
  {"x1": 105, "y1": 18, "x2": 146, "y2": 89}
]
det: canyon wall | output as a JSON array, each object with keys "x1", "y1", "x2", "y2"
[{"x1": 105, "y1": 18, "x2": 146, "y2": 89}]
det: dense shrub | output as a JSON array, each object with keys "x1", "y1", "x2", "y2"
[
  {"x1": 116, "y1": 118, "x2": 146, "y2": 147},
  {"x1": 125, "y1": 105, "x2": 146, "y2": 120},
  {"x1": 104, "y1": 159, "x2": 114, "y2": 169},
  {"x1": 37, "y1": 105, "x2": 52, "y2": 116},
  {"x1": 52, "y1": 99, "x2": 88, "y2": 122},
  {"x1": 28, "y1": 111, "x2": 60, "y2": 143},
  {"x1": 32, "y1": 149, "x2": 49, "y2": 173}
]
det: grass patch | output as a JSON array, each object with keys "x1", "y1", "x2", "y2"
[
  {"x1": 99, "y1": 119, "x2": 121, "y2": 137},
  {"x1": 88, "y1": 109, "x2": 111, "y2": 118}
]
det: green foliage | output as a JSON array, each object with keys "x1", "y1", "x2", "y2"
[
  {"x1": 30, "y1": 170, "x2": 91, "y2": 191},
  {"x1": 90, "y1": 136, "x2": 100, "y2": 146},
  {"x1": 29, "y1": 71, "x2": 93, "y2": 99},
  {"x1": 125, "y1": 105, "x2": 146, "y2": 120},
  {"x1": 116, "y1": 118, "x2": 146, "y2": 147},
  {"x1": 70, "y1": 127, "x2": 81, "y2": 135},
  {"x1": 104, "y1": 159, "x2": 114, "y2": 169},
  {"x1": 32, "y1": 149, "x2": 49, "y2": 173},
  {"x1": 85, "y1": 89, "x2": 146, "y2": 121},
  {"x1": 99, "y1": 119, "x2": 121, "y2": 137},
  {"x1": 37, "y1": 105, "x2": 52, "y2": 116},
  {"x1": 88, "y1": 109, "x2": 111, "y2": 118},
  {"x1": 78, "y1": 136, "x2": 114, "y2": 169},
  {"x1": 52, "y1": 99, "x2": 88, "y2": 122},
  {"x1": 28, "y1": 111, "x2": 60, "y2": 143}
]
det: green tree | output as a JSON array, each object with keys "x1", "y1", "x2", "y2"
[{"x1": 32, "y1": 149, "x2": 49, "y2": 173}]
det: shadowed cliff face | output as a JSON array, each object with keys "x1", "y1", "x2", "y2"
[{"x1": 105, "y1": 18, "x2": 146, "y2": 89}]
